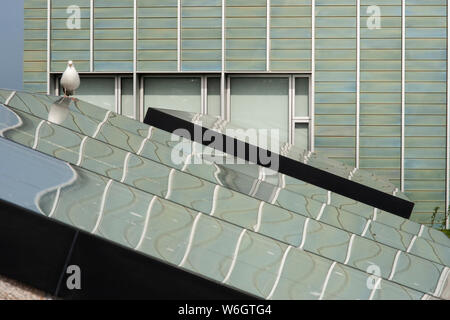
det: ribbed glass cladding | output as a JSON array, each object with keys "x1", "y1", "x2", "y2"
[{"x1": 0, "y1": 89, "x2": 449, "y2": 300}]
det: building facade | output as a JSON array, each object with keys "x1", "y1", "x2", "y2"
[{"x1": 23, "y1": 0, "x2": 449, "y2": 226}]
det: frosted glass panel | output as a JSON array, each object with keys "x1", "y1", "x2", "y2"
[
  {"x1": 207, "y1": 77, "x2": 221, "y2": 117},
  {"x1": 73, "y1": 77, "x2": 116, "y2": 111},
  {"x1": 294, "y1": 123, "x2": 309, "y2": 151},
  {"x1": 121, "y1": 78, "x2": 134, "y2": 118},
  {"x1": 295, "y1": 77, "x2": 309, "y2": 117},
  {"x1": 230, "y1": 77, "x2": 289, "y2": 143},
  {"x1": 144, "y1": 77, "x2": 201, "y2": 114}
]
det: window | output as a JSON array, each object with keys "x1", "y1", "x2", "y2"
[
  {"x1": 120, "y1": 77, "x2": 134, "y2": 118},
  {"x1": 71, "y1": 77, "x2": 116, "y2": 112},
  {"x1": 229, "y1": 77, "x2": 290, "y2": 143},
  {"x1": 292, "y1": 76, "x2": 311, "y2": 150}
]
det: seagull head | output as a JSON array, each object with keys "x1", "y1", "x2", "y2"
[{"x1": 68, "y1": 60, "x2": 73, "y2": 67}]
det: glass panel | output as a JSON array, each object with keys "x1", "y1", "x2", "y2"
[
  {"x1": 207, "y1": 77, "x2": 221, "y2": 117},
  {"x1": 295, "y1": 77, "x2": 309, "y2": 117},
  {"x1": 121, "y1": 78, "x2": 134, "y2": 118},
  {"x1": 144, "y1": 77, "x2": 201, "y2": 115},
  {"x1": 230, "y1": 77, "x2": 289, "y2": 143},
  {"x1": 71, "y1": 77, "x2": 116, "y2": 112},
  {"x1": 294, "y1": 123, "x2": 309, "y2": 151}
]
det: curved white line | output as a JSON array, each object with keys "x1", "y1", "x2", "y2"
[
  {"x1": 253, "y1": 202, "x2": 265, "y2": 232},
  {"x1": 418, "y1": 224, "x2": 425, "y2": 237},
  {"x1": 181, "y1": 153, "x2": 194, "y2": 172},
  {"x1": 120, "y1": 152, "x2": 132, "y2": 183},
  {"x1": 32, "y1": 120, "x2": 46, "y2": 149},
  {"x1": 406, "y1": 235, "x2": 417, "y2": 253},
  {"x1": 165, "y1": 168, "x2": 176, "y2": 200},
  {"x1": 298, "y1": 218, "x2": 310, "y2": 250},
  {"x1": 210, "y1": 185, "x2": 221, "y2": 216},
  {"x1": 368, "y1": 277, "x2": 382, "y2": 300},
  {"x1": 316, "y1": 203, "x2": 326, "y2": 221},
  {"x1": 327, "y1": 191, "x2": 331, "y2": 205},
  {"x1": 178, "y1": 212, "x2": 202, "y2": 267},
  {"x1": 319, "y1": 261, "x2": 337, "y2": 300},
  {"x1": 0, "y1": 106, "x2": 23, "y2": 137},
  {"x1": 4, "y1": 91, "x2": 16, "y2": 105},
  {"x1": 137, "y1": 126, "x2": 153, "y2": 155},
  {"x1": 135, "y1": 195, "x2": 158, "y2": 250},
  {"x1": 388, "y1": 250, "x2": 402, "y2": 281},
  {"x1": 373, "y1": 208, "x2": 378, "y2": 221},
  {"x1": 34, "y1": 163, "x2": 78, "y2": 216},
  {"x1": 76, "y1": 136, "x2": 89, "y2": 166},
  {"x1": 343, "y1": 234, "x2": 356, "y2": 265},
  {"x1": 222, "y1": 229, "x2": 247, "y2": 284},
  {"x1": 213, "y1": 163, "x2": 224, "y2": 186},
  {"x1": 433, "y1": 267, "x2": 449, "y2": 298},
  {"x1": 266, "y1": 246, "x2": 292, "y2": 300},
  {"x1": 361, "y1": 219, "x2": 371, "y2": 237},
  {"x1": 91, "y1": 179, "x2": 114, "y2": 234},
  {"x1": 92, "y1": 110, "x2": 112, "y2": 138}
]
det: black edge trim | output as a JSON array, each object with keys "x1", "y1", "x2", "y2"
[
  {"x1": 0, "y1": 199, "x2": 255, "y2": 300},
  {"x1": 144, "y1": 107, "x2": 414, "y2": 219}
]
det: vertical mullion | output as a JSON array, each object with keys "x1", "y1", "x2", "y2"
[
  {"x1": 289, "y1": 76, "x2": 294, "y2": 144},
  {"x1": 221, "y1": 0, "x2": 225, "y2": 118},
  {"x1": 266, "y1": 0, "x2": 270, "y2": 71},
  {"x1": 177, "y1": 0, "x2": 181, "y2": 72},
  {"x1": 401, "y1": 0, "x2": 405, "y2": 192},
  {"x1": 90, "y1": 0, "x2": 94, "y2": 72},
  {"x1": 133, "y1": 0, "x2": 137, "y2": 120},
  {"x1": 356, "y1": 0, "x2": 360, "y2": 169},
  {"x1": 311, "y1": 0, "x2": 315, "y2": 152},
  {"x1": 47, "y1": 0, "x2": 51, "y2": 94},
  {"x1": 202, "y1": 76, "x2": 207, "y2": 114},
  {"x1": 116, "y1": 76, "x2": 120, "y2": 114},
  {"x1": 446, "y1": 0, "x2": 449, "y2": 228}
]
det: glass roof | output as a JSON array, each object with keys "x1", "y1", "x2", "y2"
[{"x1": 0, "y1": 89, "x2": 449, "y2": 300}]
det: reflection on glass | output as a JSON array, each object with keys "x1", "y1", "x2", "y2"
[
  {"x1": 230, "y1": 77, "x2": 289, "y2": 143},
  {"x1": 48, "y1": 97, "x2": 71, "y2": 124},
  {"x1": 144, "y1": 77, "x2": 201, "y2": 115},
  {"x1": 295, "y1": 77, "x2": 309, "y2": 117},
  {"x1": 207, "y1": 77, "x2": 221, "y2": 117},
  {"x1": 121, "y1": 78, "x2": 134, "y2": 118},
  {"x1": 65, "y1": 77, "x2": 116, "y2": 111},
  {"x1": 294, "y1": 123, "x2": 309, "y2": 151}
]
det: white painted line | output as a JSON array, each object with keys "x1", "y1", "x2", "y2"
[
  {"x1": 368, "y1": 277, "x2": 382, "y2": 300},
  {"x1": 137, "y1": 126, "x2": 153, "y2": 155},
  {"x1": 210, "y1": 185, "x2": 221, "y2": 216},
  {"x1": 135, "y1": 195, "x2": 158, "y2": 250},
  {"x1": 165, "y1": 168, "x2": 176, "y2": 200},
  {"x1": 120, "y1": 152, "x2": 132, "y2": 183},
  {"x1": 418, "y1": 224, "x2": 425, "y2": 237},
  {"x1": 373, "y1": 208, "x2": 378, "y2": 221},
  {"x1": 298, "y1": 218, "x2": 310, "y2": 250},
  {"x1": 327, "y1": 190, "x2": 331, "y2": 205},
  {"x1": 32, "y1": 120, "x2": 46, "y2": 150},
  {"x1": 179, "y1": 212, "x2": 203, "y2": 267},
  {"x1": 0, "y1": 108, "x2": 23, "y2": 137},
  {"x1": 433, "y1": 267, "x2": 449, "y2": 298},
  {"x1": 316, "y1": 203, "x2": 326, "y2": 221},
  {"x1": 222, "y1": 229, "x2": 247, "y2": 284},
  {"x1": 343, "y1": 234, "x2": 356, "y2": 265},
  {"x1": 92, "y1": 179, "x2": 114, "y2": 234},
  {"x1": 266, "y1": 246, "x2": 292, "y2": 300},
  {"x1": 5, "y1": 91, "x2": 16, "y2": 105},
  {"x1": 254, "y1": 202, "x2": 265, "y2": 232},
  {"x1": 93, "y1": 110, "x2": 112, "y2": 138},
  {"x1": 319, "y1": 261, "x2": 337, "y2": 300},
  {"x1": 361, "y1": 219, "x2": 371, "y2": 237},
  {"x1": 388, "y1": 250, "x2": 402, "y2": 281},
  {"x1": 77, "y1": 136, "x2": 89, "y2": 166},
  {"x1": 406, "y1": 235, "x2": 417, "y2": 253}
]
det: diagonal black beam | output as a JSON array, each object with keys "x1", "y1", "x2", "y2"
[{"x1": 144, "y1": 107, "x2": 414, "y2": 219}]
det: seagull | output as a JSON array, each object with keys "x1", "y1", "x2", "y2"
[{"x1": 60, "y1": 60, "x2": 80, "y2": 98}]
